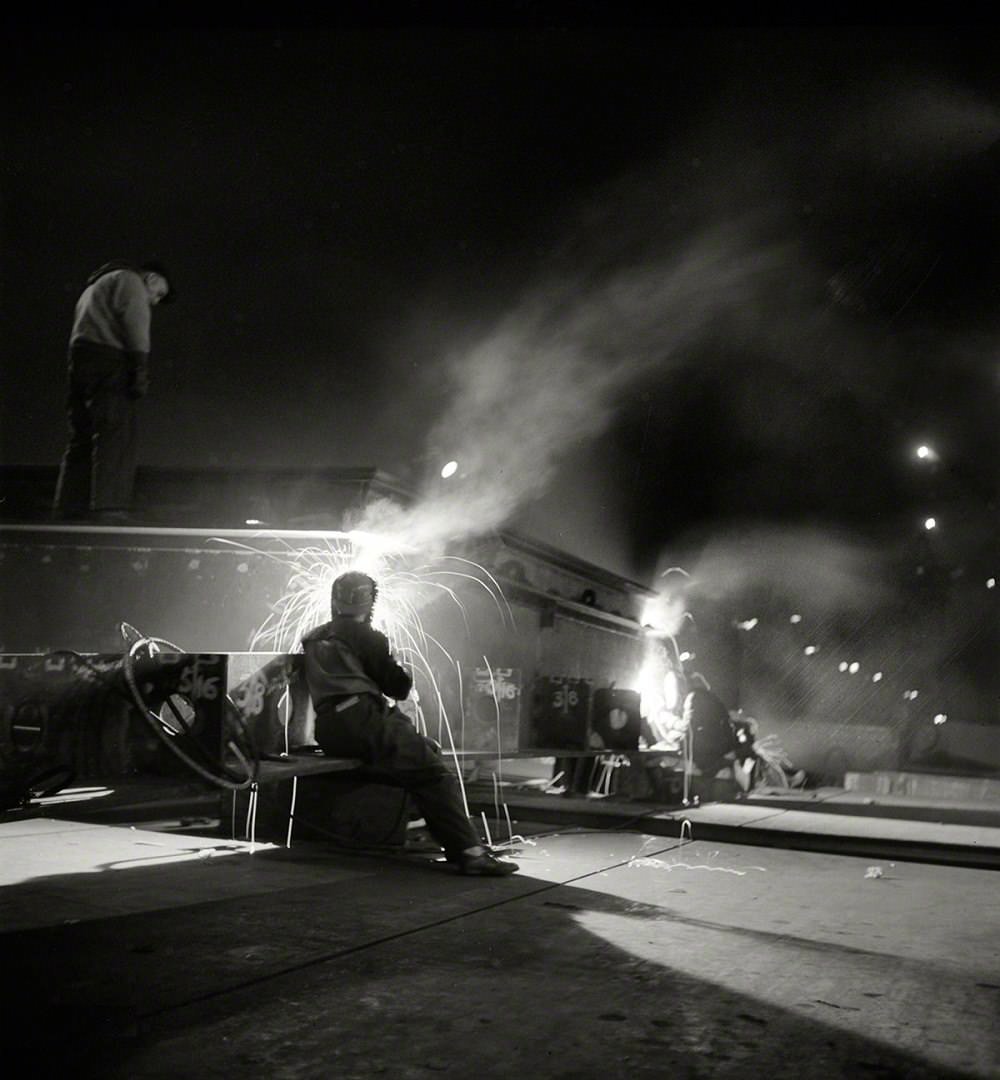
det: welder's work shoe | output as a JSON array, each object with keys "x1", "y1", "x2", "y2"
[{"x1": 459, "y1": 849, "x2": 519, "y2": 876}]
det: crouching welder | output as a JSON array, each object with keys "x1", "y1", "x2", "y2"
[{"x1": 301, "y1": 571, "x2": 518, "y2": 876}]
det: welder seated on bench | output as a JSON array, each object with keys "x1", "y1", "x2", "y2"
[
  {"x1": 682, "y1": 678, "x2": 805, "y2": 794},
  {"x1": 300, "y1": 571, "x2": 518, "y2": 877}
]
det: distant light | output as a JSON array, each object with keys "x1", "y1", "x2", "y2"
[
  {"x1": 988, "y1": 578, "x2": 996, "y2": 590},
  {"x1": 933, "y1": 713, "x2": 948, "y2": 725},
  {"x1": 872, "y1": 671, "x2": 883, "y2": 682},
  {"x1": 915, "y1": 444, "x2": 940, "y2": 462},
  {"x1": 924, "y1": 517, "x2": 937, "y2": 531},
  {"x1": 245, "y1": 519, "x2": 263, "y2": 526},
  {"x1": 849, "y1": 662, "x2": 860, "y2": 674},
  {"x1": 736, "y1": 617, "x2": 758, "y2": 631},
  {"x1": 838, "y1": 661, "x2": 849, "y2": 673},
  {"x1": 440, "y1": 460, "x2": 458, "y2": 479},
  {"x1": 804, "y1": 645, "x2": 818, "y2": 656},
  {"x1": 790, "y1": 613, "x2": 802, "y2": 624},
  {"x1": 904, "y1": 689, "x2": 920, "y2": 700}
]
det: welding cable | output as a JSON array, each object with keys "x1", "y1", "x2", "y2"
[
  {"x1": 221, "y1": 689, "x2": 262, "y2": 778},
  {"x1": 121, "y1": 629, "x2": 261, "y2": 780},
  {"x1": 122, "y1": 638, "x2": 255, "y2": 791},
  {"x1": 122, "y1": 622, "x2": 255, "y2": 773}
]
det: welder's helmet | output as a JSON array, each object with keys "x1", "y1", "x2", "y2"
[{"x1": 331, "y1": 571, "x2": 378, "y2": 619}]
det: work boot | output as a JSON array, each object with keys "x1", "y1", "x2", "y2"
[{"x1": 458, "y1": 847, "x2": 519, "y2": 876}]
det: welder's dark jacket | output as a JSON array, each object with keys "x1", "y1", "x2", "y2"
[
  {"x1": 301, "y1": 617, "x2": 447, "y2": 778},
  {"x1": 301, "y1": 616, "x2": 412, "y2": 712},
  {"x1": 302, "y1": 618, "x2": 477, "y2": 854},
  {"x1": 683, "y1": 687, "x2": 740, "y2": 774}
]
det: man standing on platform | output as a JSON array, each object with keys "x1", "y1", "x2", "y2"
[
  {"x1": 53, "y1": 259, "x2": 174, "y2": 522},
  {"x1": 301, "y1": 571, "x2": 518, "y2": 876}
]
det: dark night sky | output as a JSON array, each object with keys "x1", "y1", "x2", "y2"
[{"x1": 2, "y1": 8, "x2": 998, "y2": 581}]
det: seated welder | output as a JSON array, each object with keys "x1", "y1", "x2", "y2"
[
  {"x1": 301, "y1": 571, "x2": 518, "y2": 877},
  {"x1": 681, "y1": 677, "x2": 746, "y2": 785},
  {"x1": 682, "y1": 678, "x2": 805, "y2": 793}
]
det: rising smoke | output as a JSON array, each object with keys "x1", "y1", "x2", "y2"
[
  {"x1": 361, "y1": 67, "x2": 998, "y2": 599},
  {"x1": 360, "y1": 215, "x2": 797, "y2": 552}
]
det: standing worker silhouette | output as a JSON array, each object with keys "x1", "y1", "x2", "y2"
[{"x1": 53, "y1": 259, "x2": 174, "y2": 522}]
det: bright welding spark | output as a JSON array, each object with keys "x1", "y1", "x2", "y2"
[
  {"x1": 440, "y1": 460, "x2": 459, "y2": 479},
  {"x1": 211, "y1": 532, "x2": 513, "y2": 748},
  {"x1": 924, "y1": 517, "x2": 937, "y2": 531},
  {"x1": 663, "y1": 669, "x2": 681, "y2": 712},
  {"x1": 635, "y1": 657, "x2": 667, "y2": 717},
  {"x1": 212, "y1": 532, "x2": 508, "y2": 652}
]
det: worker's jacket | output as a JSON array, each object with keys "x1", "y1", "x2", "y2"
[{"x1": 301, "y1": 616, "x2": 412, "y2": 715}]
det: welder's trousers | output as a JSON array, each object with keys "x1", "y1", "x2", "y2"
[
  {"x1": 53, "y1": 343, "x2": 137, "y2": 514},
  {"x1": 315, "y1": 694, "x2": 481, "y2": 860}
]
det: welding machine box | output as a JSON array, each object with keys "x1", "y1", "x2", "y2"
[
  {"x1": 461, "y1": 665, "x2": 521, "y2": 753},
  {"x1": 588, "y1": 687, "x2": 641, "y2": 751},
  {"x1": 524, "y1": 676, "x2": 593, "y2": 750},
  {"x1": 227, "y1": 652, "x2": 314, "y2": 756},
  {"x1": 229, "y1": 768, "x2": 411, "y2": 848}
]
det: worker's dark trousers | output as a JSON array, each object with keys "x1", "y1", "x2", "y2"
[
  {"x1": 315, "y1": 696, "x2": 481, "y2": 859},
  {"x1": 53, "y1": 342, "x2": 137, "y2": 514}
]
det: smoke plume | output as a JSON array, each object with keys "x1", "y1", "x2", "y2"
[{"x1": 360, "y1": 217, "x2": 793, "y2": 552}]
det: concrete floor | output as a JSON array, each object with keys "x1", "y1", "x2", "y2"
[{"x1": 3, "y1": 810, "x2": 999, "y2": 1079}]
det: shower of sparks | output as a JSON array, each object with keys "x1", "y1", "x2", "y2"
[{"x1": 211, "y1": 531, "x2": 513, "y2": 747}]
